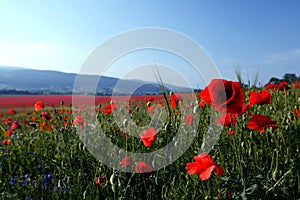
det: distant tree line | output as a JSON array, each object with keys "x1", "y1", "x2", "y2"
[
  {"x1": 267, "y1": 73, "x2": 300, "y2": 84},
  {"x1": 0, "y1": 89, "x2": 40, "y2": 95}
]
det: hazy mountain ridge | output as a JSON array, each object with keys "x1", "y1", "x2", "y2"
[{"x1": 0, "y1": 66, "x2": 192, "y2": 95}]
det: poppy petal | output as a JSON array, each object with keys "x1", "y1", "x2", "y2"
[
  {"x1": 215, "y1": 165, "x2": 224, "y2": 177},
  {"x1": 200, "y1": 165, "x2": 215, "y2": 180}
]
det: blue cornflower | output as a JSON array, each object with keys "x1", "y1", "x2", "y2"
[
  {"x1": 21, "y1": 181, "x2": 26, "y2": 186},
  {"x1": 10, "y1": 177, "x2": 16, "y2": 185},
  {"x1": 24, "y1": 173, "x2": 29, "y2": 180},
  {"x1": 44, "y1": 183, "x2": 48, "y2": 190},
  {"x1": 47, "y1": 172, "x2": 53, "y2": 179}
]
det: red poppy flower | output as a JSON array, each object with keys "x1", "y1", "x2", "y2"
[
  {"x1": 187, "y1": 152, "x2": 224, "y2": 180},
  {"x1": 278, "y1": 81, "x2": 289, "y2": 91},
  {"x1": 64, "y1": 122, "x2": 70, "y2": 129},
  {"x1": 248, "y1": 114, "x2": 278, "y2": 132},
  {"x1": 146, "y1": 105, "x2": 156, "y2": 114},
  {"x1": 266, "y1": 82, "x2": 290, "y2": 91},
  {"x1": 11, "y1": 121, "x2": 21, "y2": 130},
  {"x1": 39, "y1": 122, "x2": 51, "y2": 130},
  {"x1": 216, "y1": 113, "x2": 238, "y2": 128},
  {"x1": 293, "y1": 81, "x2": 299, "y2": 89},
  {"x1": 159, "y1": 103, "x2": 164, "y2": 108},
  {"x1": 34, "y1": 100, "x2": 45, "y2": 111},
  {"x1": 4, "y1": 117, "x2": 12, "y2": 125},
  {"x1": 95, "y1": 175, "x2": 106, "y2": 187},
  {"x1": 139, "y1": 127, "x2": 157, "y2": 147},
  {"x1": 293, "y1": 108, "x2": 300, "y2": 117},
  {"x1": 121, "y1": 157, "x2": 134, "y2": 167},
  {"x1": 228, "y1": 130, "x2": 236, "y2": 136},
  {"x1": 249, "y1": 90, "x2": 272, "y2": 106},
  {"x1": 6, "y1": 130, "x2": 12, "y2": 137},
  {"x1": 185, "y1": 114, "x2": 194, "y2": 126},
  {"x1": 201, "y1": 79, "x2": 245, "y2": 114},
  {"x1": 47, "y1": 123, "x2": 52, "y2": 131},
  {"x1": 8, "y1": 109, "x2": 16, "y2": 115},
  {"x1": 2, "y1": 139, "x2": 11, "y2": 145},
  {"x1": 104, "y1": 104, "x2": 113, "y2": 115},
  {"x1": 41, "y1": 112, "x2": 52, "y2": 121},
  {"x1": 73, "y1": 116, "x2": 84, "y2": 128},
  {"x1": 199, "y1": 99, "x2": 206, "y2": 108},
  {"x1": 265, "y1": 83, "x2": 278, "y2": 91},
  {"x1": 104, "y1": 102, "x2": 118, "y2": 115},
  {"x1": 147, "y1": 96, "x2": 155, "y2": 102},
  {"x1": 293, "y1": 108, "x2": 297, "y2": 115},
  {"x1": 170, "y1": 93, "x2": 180, "y2": 109},
  {"x1": 135, "y1": 161, "x2": 153, "y2": 174},
  {"x1": 242, "y1": 103, "x2": 252, "y2": 116},
  {"x1": 226, "y1": 192, "x2": 232, "y2": 199}
]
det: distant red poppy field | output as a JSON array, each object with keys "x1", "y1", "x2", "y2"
[
  {"x1": 0, "y1": 95, "x2": 74, "y2": 109},
  {"x1": 0, "y1": 95, "x2": 168, "y2": 110}
]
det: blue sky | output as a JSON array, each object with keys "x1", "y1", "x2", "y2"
[{"x1": 0, "y1": 0, "x2": 299, "y2": 88}]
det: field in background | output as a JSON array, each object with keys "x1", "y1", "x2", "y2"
[{"x1": 0, "y1": 95, "x2": 169, "y2": 110}]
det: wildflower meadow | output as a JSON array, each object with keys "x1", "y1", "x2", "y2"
[{"x1": 0, "y1": 77, "x2": 299, "y2": 199}]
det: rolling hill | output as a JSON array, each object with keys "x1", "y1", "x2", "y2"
[{"x1": 0, "y1": 66, "x2": 193, "y2": 95}]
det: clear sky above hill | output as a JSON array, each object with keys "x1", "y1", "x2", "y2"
[{"x1": 0, "y1": 0, "x2": 299, "y2": 88}]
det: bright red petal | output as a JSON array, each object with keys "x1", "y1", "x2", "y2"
[
  {"x1": 200, "y1": 165, "x2": 215, "y2": 180},
  {"x1": 215, "y1": 165, "x2": 224, "y2": 177},
  {"x1": 187, "y1": 162, "x2": 204, "y2": 175},
  {"x1": 193, "y1": 153, "x2": 215, "y2": 168}
]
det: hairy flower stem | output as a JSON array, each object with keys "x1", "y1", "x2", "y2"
[{"x1": 232, "y1": 131, "x2": 247, "y2": 200}]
